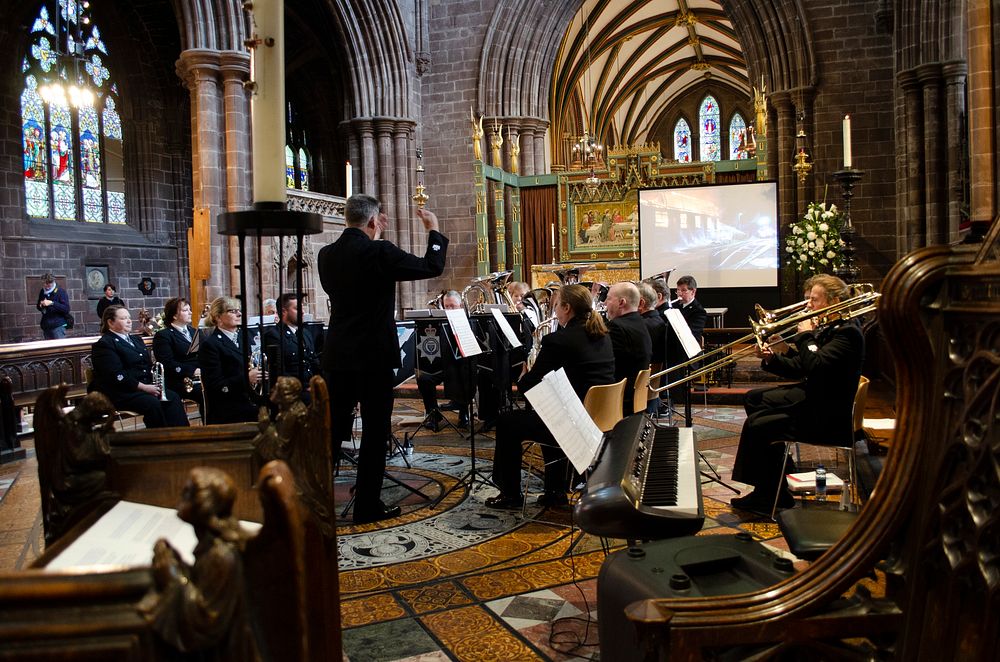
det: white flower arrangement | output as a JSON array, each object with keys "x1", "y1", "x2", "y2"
[{"x1": 785, "y1": 201, "x2": 844, "y2": 275}]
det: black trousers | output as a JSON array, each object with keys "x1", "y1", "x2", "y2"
[
  {"x1": 491, "y1": 409, "x2": 569, "y2": 497},
  {"x1": 326, "y1": 367, "x2": 394, "y2": 516},
  {"x1": 731, "y1": 385, "x2": 805, "y2": 493},
  {"x1": 111, "y1": 388, "x2": 189, "y2": 428}
]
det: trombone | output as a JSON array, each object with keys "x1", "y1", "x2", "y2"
[{"x1": 650, "y1": 284, "x2": 881, "y2": 392}]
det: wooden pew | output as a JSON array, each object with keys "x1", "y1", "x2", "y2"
[{"x1": 1, "y1": 376, "x2": 341, "y2": 660}]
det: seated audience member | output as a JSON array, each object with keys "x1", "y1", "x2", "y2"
[
  {"x1": 263, "y1": 293, "x2": 322, "y2": 390},
  {"x1": 486, "y1": 285, "x2": 614, "y2": 509},
  {"x1": 89, "y1": 305, "x2": 189, "y2": 428},
  {"x1": 730, "y1": 274, "x2": 864, "y2": 515},
  {"x1": 416, "y1": 290, "x2": 470, "y2": 430},
  {"x1": 263, "y1": 298, "x2": 278, "y2": 322},
  {"x1": 152, "y1": 297, "x2": 203, "y2": 416},
  {"x1": 605, "y1": 281, "x2": 652, "y2": 415},
  {"x1": 96, "y1": 284, "x2": 124, "y2": 319},
  {"x1": 199, "y1": 297, "x2": 262, "y2": 424}
]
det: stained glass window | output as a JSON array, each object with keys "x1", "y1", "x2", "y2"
[
  {"x1": 673, "y1": 118, "x2": 691, "y2": 163},
  {"x1": 729, "y1": 113, "x2": 747, "y2": 160},
  {"x1": 21, "y1": 0, "x2": 126, "y2": 223},
  {"x1": 285, "y1": 145, "x2": 295, "y2": 189},
  {"x1": 699, "y1": 96, "x2": 721, "y2": 162},
  {"x1": 298, "y1": 148, "x2": 310, "y2": 191}
]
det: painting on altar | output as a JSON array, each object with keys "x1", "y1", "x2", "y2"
[{"x1": 566, "y1": 189, "x2": 639, "y2": 259}]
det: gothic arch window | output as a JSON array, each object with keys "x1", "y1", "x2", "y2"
[
  {"x1": 729, "y1": 112, "x2": 747, "y2": 160},
  {"x1": 285, "y1": 104, "x2": 311, "y2": 191},
  {"x1": 699, "y1": 95, "x2": 721, "y2": 162},
  {"x1": 21, "y1": 0, "x2": 126, "y2": 223},
  {"x1": 673, "y1": 118, "x2": 692, "y2": 163}
]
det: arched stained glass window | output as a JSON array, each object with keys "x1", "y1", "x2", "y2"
[
  {"x1": 284, "y1": 104, "x2": 313, "y2": 191},
  {"x1": 297, "y1": 148, "x2": 309, "y2": 191},
  {"x1": 729, "y1": 113, "x2": 747, "y2": 160},
  {"x1": 285, "y1": 145, "x2": 295, "y2": 189},
  {"x1": 673, "y1": 118, "x2": 691, "y2": 163},
  {"x1": 22, "y1": 0, "x2": 126, "y2": 223},
  {"x1": 699, "y1": 96, "x2": 721, "y2": 162}
]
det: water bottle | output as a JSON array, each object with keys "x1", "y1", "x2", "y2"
[{"x1": 815, "y1": 465, "x2": 827, "y2": 500}]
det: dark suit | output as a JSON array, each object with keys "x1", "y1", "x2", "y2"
[
  {"x1": 492, "y1": 317, "x2": 615, "y2": 497},
  {"x1": 731, "y1": 320, "x2": 864, "y2": 495},
  {"x1": 608, "y1": 311, "x2": 653, "y2": 415},
  {"x1": 199, "y1": 329, "x2": 260, "y2": 424},
  {"x1": 641, "y1": 310, "x2": 666, "y2": 364},
  {"x1": 152, "y1": 325, "x2": 203, "y2": 413},
  {"x1": 319, "y1": 226, "x2": 448, "y2": 520},
  {"x1": 89, "y1": 333, "x2": 188, "y2": 428},
  {"x1": 263, "y1": 324, "x2": 321, "y2": 388}
]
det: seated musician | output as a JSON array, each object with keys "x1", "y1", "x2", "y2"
[
  {"x1": 263, "y1": 293, "x2": 321, "y2": 392},
  {"x1": 152, "y1": 297, "x2": 203, "y2": 417},
  {"x1": 605, "y1": 281, "x2": 652, "y2": 415},
  {"x1": 89, "y1": 305, "x2": 189, "y2": 428},
  {"x1": 730, "y1": 274, "x2": 864, "y2": 515},
  {"x1": 507, "y1": 281, "x2": 538, "y2": 326},
  {"x1": 199, "y1": 297, "x2": 262, "y2": 424},
  {"x1": 637, "y1": 281, "x2": 666, "y2": 413},
  {"x1": 486, "y1": 284, "x2": 614, "y2": 509},
  {"x1": 671, "y1": 275, "x2": 707, "y2": 344},
  {"x1": 416, "y1": 290, "x2": 470, "y2": 430},
  {"x1": 649, "y1": 278, "x2": 672, "y2": 317}
]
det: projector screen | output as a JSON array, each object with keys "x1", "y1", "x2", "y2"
[{"x1": 638, "y1": 181, "x2": 778, "y2": 288}]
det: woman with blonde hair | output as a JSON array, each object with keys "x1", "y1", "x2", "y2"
[{"x1": 198, "y1": 297, "x2": 262, "y2": 424}]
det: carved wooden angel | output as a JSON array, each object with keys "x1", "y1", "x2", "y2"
[
  {"x1": 470, "y1": 108, "x2": 484, "y2": 161},
  {"x1": 34, "y1": 385, "x2": 116, "y2": 544},
  {"x1": 490, "y1": 121, "x2": 504, "y2": 167}
]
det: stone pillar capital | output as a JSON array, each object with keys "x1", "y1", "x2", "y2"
[
  {"x1": 914, "y1": 62, "x2": 944, "y2": 85},
  {"x1": 351, "y1": 117, "x2": 375, "y2": 138},
  {"x1": 218, "y1": 50, "x2": 251, "y2": 80},
  {"x1": 372, "y1": 117, "x2": 397, "y2": 136},
  {"x1": 176, "y1": 49, "x2": 222, "y2": 89}
]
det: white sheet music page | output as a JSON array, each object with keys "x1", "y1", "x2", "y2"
[
  {"x1": 444, "y1": 308, "x2": 483, "y2": 357},
  {"x1": 524, "y1": 368, "x2": 603, "y2": 474},
  {"x1": 490, "y1": 308, "x2": 522, "y2": 348},
  {"x1": 665, "y1": 308, "x2": 703, "y2": 359},
  {"x1": 45, "y1": 500, "x2": 262, "y2": 571}
]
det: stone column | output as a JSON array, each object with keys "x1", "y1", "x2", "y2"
[
  {"x1": 177, "y1": 49, "x2": 229, "y2": 302},
  {"x1": 373, "y1": 117, "x2": 395, "y2": 228},
  {"x1": 898, "y1": 69, "x2": 926, "y2": 251},
  {"x1": 393, "y1": 121, "x2": 415, "y2": 309},
  {"x1": 518, "y1": 123, "x2": 535, "y2": 176},
  {"x1": 531, "y1": 118, "x2": 549, "y2": 175},
  {"x1": 351, "y1": 118, "x2": 376, "y2": 195},
  {"x1": 916, "y1": 63, "x2": 947, "y2": 245},
  {"x1": 966, "y1": 1, "x2": 994, "y2": 226},
  {"x1": 218, "y1": 51, "x2": 254, "y2": 305},
  {"x1": 942, "y1": 60, "x2": 968, "y2": 240},
  {"x1": 770, "y1": 92, "x2": 796, "y2": 229}
]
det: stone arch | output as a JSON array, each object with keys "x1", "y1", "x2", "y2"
[{"x1": 173, "y1": 0, "x2": 247, "y2": 52}]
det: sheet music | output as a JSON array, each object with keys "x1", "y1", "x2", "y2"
[
  {"x1": 524, "y1": 368, "x2": 603, "y2": 474},
  {"x1": 490, "y1": 308, "x2": 522, "y2": 348},
  {"x1": 665, "y1": 308, "x2": 702, "y2": 359},
  {"x1": 444, "y1": 308, "x2": 483, "y2": 357},
  {"x1": 46, "y1": 500, "x2": 261, "y2": 571}
]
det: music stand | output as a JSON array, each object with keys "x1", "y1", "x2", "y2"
[
  {"x1": 432, "y1": 312, "x2": 496, "y2": 506},
  {"x1": 404, "y1": 318, "x2": 468, "y2": 443}
]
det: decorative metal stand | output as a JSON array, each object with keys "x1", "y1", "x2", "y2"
[{"x1": 833, "y1": 169, "x2": 864, "y2": 284}]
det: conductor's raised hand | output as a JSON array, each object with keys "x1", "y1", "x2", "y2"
[{"x1": 416, "y1": 208, "x2": 439, "y2": 232}]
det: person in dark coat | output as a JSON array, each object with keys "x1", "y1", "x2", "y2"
[
  {"x1": 486, "y1": 284, "x2": 615, "y2": 509},
  {"x1": 89, "y1": 305, "x2": 189, "y2": 428},
  {"x1": 637, "y1": 281, "x2": 666, "y2": 413},
  {"x1": 263, "y1": 293, "x2": 321, "y2": 390},
  {"x1": 152, "y1": 297, "x2": 203, "y2": 418},
  {"x1": 199, "y1": 296, "x2": 262, "y2": 425},
  {"x1": 671, "y1": 275, "x2": 707, "y2": 344},
  {"x1": 37, "y1": 272, "x2": 72, "y2": 340},
  {"x1": 730, "y1": 274, "x2": 865, "y2": 515},
  {"x1": 95, "y1": 284, "x2": 124, "y2": 320},
  {"x1": 605, "y1": 281, "x2": 653, "y2": 415},
  {"x1": 319, "y1": 194, "x2": 448, "y2": 524}
]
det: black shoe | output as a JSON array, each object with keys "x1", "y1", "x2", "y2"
[
  {"x1": 458, "y1": 412, "x2": 470, "y2": 429},
  {"x1": 425, "y1": 410, "x2": 443, "y2": 432},
  {"x1": 485, "y1": 494, "x2": 524, "y2": 509},
  {"x1": 730, "y1": 490, "x2": 793, "y2": 515},
  {"x1": 536, "y1": 491, "x2": 569, "y2": 507},
  {"x1": 478, "y1": 419, "x2": 496, "y2": 433},
  {"x1": 442, "y1": 401, "x2": 462, "y2": 411},
  {"x1": 353, "y1": 504, "x2": 402, "y2": 524}
]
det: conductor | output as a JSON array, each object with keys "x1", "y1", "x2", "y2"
[{"x1": 319, "y1": 195, "x2": 448, "y2": 524}]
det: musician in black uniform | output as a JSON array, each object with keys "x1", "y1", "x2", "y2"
[
  {"x1": 263, "y1": 293, "x2": 321, "y2": 391},
  {"x1": 416, "y1": 290, "x2": 470, "y2": 430},
  {"x1": 319, "y1": 195, "x2": 448, "y2": 524},
  {"x1": 637, "y1": 281, "x2": 666, "y2": 413},
  {"x1": 486, "y1": 284, "x2": 615, "y2": 509},
  {"x1": 605, "y1": 281, "x2": 652, "y2": 415},
  {"x1": 89, "y1": 305, "x2": 189, "y2": 428},
  {"x1": 649, "y1": 278, "x2": 672, "y2": 318},
  {"x1": 669, "y1": 274, "x2": 707, "y2": 350},
  {"x1": 199, "y1": 296, "x2": 263, "y2": 425},
  {"x1": 730, "y1": 274, "x2": 864, "y2": 514},
  {"x1": 152, "y1": 297, "x2": 203, "y2": 417}
]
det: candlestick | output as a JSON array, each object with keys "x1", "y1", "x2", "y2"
[
  {"x1": 345, "y1": 161, "x2": 352, "y2": 198},
  {"x1": 550, "y1": 223, "x2": 555, "y2": 252},
  {"x1": 412, "y1": 147, "x2": 428, "y2": 209},
  {"x1": 248, "y1": 0, "x2": 286, "y2": 204},
  {"x1": 833, "y1": 168, "x2": 864, "y2": 283},
  {"x1": 842, "y1": 114, "x2": 852, "y2": 169}
]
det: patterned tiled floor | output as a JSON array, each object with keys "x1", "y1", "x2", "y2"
[{"x1": 0, "y1": 399, "x2": 851, "y2": 661}]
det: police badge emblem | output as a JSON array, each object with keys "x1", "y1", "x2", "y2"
[{"x1": 418, "y1": 324, "x2": 441, "y2": 364}]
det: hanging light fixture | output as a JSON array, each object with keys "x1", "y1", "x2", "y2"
[{"x1": 39, "y1": 0, "x2": 95, "y2": 108}]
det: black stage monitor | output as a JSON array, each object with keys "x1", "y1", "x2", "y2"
[{"x1": 638, "y1": 181, "x2": 778, "y2": 288}]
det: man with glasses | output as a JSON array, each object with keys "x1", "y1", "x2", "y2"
[
  {"x1": 319, "y1": 194, "x2": 448, "y2": 524},
  {"x1": 199, "y1": 296, "x2": 263, "y2": 424}
]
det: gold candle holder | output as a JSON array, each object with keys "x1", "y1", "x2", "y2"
[
  {"x1": 792, "y1": 148, "x2": 812, "y2": 184},
  {"x1": 412, "y1": 148, "x2": 429, "y2": 208}
]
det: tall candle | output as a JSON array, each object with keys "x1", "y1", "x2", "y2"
[
  {"x1": 550, "y1": 223, "x2": 555, "y2": 248},
  {"x1": 345, "y1": 161, "x2": 352, "y2": 198},
  {"x1": 842, "y1": 114, "x2": 852, "y2": 168},
  {"x1": 250, "y1": 0, "x2": 286, "y2": 204}
]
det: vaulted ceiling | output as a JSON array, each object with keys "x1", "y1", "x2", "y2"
[{"x1": 551, "y1": 0, "x2": 748, "y2": 152}]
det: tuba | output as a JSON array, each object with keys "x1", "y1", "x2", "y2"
[
  {"x1": 250, "y1": 348, "x2": 268, "y2": 395},
  {"x1": 152, "y1": 362, "x2": 168, "y2": 401},
  {"x1": 525, "y1": 315, "x2": 558, "y2": 371}
]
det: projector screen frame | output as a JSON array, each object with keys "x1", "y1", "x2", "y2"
[{"x1": 637, "y1": 179, "x2": 781, "y2": 289}]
